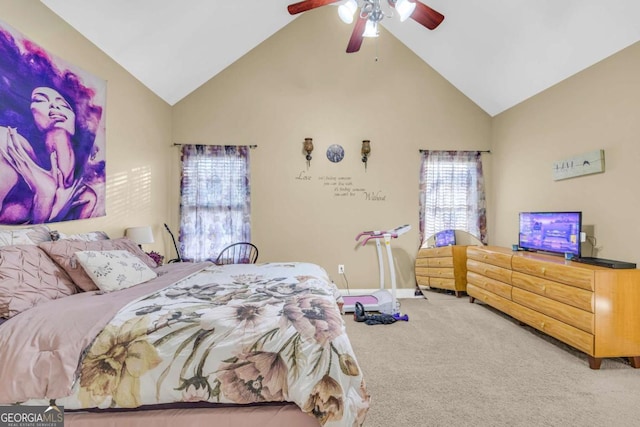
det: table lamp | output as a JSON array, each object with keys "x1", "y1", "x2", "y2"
[{"x1": 125, "y1": 226, "x2": 154, "y2": 248}]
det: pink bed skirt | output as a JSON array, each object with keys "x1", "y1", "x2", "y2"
[{"x1": 64, "y1": 403, "x2": 321, "y2": 427}]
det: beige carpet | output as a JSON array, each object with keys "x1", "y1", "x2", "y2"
[{"x1": 345, "y1": 290, "x2": 640, "y2": 427}]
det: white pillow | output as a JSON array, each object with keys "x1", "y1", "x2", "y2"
[
  {"x1": 50, "y1": 230, "x2": 109, "y2": 241},
  {"x1": 0, "y1": 225, "x2": 51, "y2": 246},
  {"x1": 75, "y1": 250, "x2": 157, "y2": 292}
]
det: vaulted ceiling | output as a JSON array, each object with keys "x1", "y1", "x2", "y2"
[{"x1": 40, "y1": 0, "x2": 640, "y2": 116}]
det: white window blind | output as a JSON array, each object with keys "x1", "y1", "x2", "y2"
[
  {"x1": 420, "y1": 151, "x2": 486, "y2": 243},
  {"x1": 179, "y1": 145, "x2": 251, "y2": 262}
]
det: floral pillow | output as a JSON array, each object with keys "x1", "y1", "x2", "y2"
[
  {"x1": 0, "y1": 225, "x2": 52, "y2": 247},
  {"x1": 75, "y1": 250, "x2": 157, "y2": 292},
  {"x1": 38, "y1": 238, "x2": 157, "y2": 292}
]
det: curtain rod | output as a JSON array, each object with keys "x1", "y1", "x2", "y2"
[
  {"x1": 172, "y1": 143, "x2": 257, "y2": 148},
  {"x1": 419, "y1": 149, "x2": 490, "y2": 154}
]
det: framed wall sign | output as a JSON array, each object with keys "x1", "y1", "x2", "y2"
[{"x1": 553, "y1": 149, "x2": 605, "y2": 181}]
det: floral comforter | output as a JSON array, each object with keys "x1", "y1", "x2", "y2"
[{"x1": 27, "y1": 262, "x2": 369, "y2": 426}]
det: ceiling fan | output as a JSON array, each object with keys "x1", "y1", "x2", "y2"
[{"x1": 287, "y1": 0, "x2": 444, "y2": 53}]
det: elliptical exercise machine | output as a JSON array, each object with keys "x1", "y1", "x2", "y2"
[{"x1": 342, "y1": 224, "x2": 411, "y2": 316}]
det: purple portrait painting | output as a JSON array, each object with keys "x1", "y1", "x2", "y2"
[{"x1": 0, "y1": 19, "x2": 106, "y2": 225}]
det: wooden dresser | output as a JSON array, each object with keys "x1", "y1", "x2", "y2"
[
  {"x1": 466, "y1": 245, "x2": 640, "y2": 369},
  {"x1": 415, "y1": 246, "x2": 469, "y2": 297}
]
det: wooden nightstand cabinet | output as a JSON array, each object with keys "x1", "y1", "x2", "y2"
[
  {"x1": 467, "y1": 246, "x2": 640, "y2": 369},
  {"x1": 415, "y1": 246, "x2": 469, "y2": 297}
]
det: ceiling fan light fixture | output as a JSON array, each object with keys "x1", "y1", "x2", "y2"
[
  {"x1": 338, "y1": 0, "x2": 358, "y2": 24},
  {"x1": 286, "y1": 0, "x2": 444, "y2": 54},
  {"x1": 395, "y1": 0, "x2": 416, "y2": 22},
  {"x1": 362, "y1": 19, "x2": 379, "y2": 37}
]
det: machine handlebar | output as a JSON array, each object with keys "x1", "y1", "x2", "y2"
[{"x1": 355, "y1": 224, "x2": 411, "y2": 246}]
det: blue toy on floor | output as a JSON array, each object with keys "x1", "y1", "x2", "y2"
[
  {"x1": 353, "y1": 302, "x2": 409, "y2": 325},
  {"x1": 393, "y1": 313, "x2": 409, "y2": 321}
]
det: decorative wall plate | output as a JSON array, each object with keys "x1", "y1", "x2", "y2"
[{"x1": 326, "y1": 144, "x2": 345, "y2": 163}]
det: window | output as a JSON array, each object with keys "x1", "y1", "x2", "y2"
[
  {"x1": 419, "y1": 151, "x2": 487, "y2": 244},
  {"x1": 179, "y1": 145, "x2": 251, "y2": 262}
]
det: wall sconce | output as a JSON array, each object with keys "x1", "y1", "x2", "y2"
[
  {"x1": 303, "y1": 138, "x2": 314, "y2": 168},
  {"x1": 361, "y1": 140, "x2": 371, "y2": 170},
  {"x1": 125, "y1": 225, "x2": 154, "y2": 249}
]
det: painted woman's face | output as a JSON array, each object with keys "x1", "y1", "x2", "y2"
[{"x1": 30, "y1": 87, "x2": 76, "y2": 135}]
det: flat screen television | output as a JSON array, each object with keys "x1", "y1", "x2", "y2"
[
  {"x1": 434, "y1": 229, "x2": 456, "y2": 247},
  {"x1": 518, "y1": 211, "x2": 582, "y2": 257}
]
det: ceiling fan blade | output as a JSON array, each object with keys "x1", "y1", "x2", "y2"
[
  {"x1": 346, "y1": 15, "x2": 367, "y2": 53},
  {"x1": 410, "y1": 1, "x2": 445, "y2": 30},
  {"x1": 287, "y1": 0, "x2": 341, "y2": 15}
]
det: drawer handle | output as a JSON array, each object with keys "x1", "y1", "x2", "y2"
[{"x1": 541, "y1": 267, "x2": 546, "y2": 274}]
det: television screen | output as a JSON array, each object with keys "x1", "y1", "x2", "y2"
[
  {"x1": 435, "y1": 229, "x2": 456, "y2": 247},
  {"x1": 518, "y1": 212, "x2": 581, "y2": 257}
]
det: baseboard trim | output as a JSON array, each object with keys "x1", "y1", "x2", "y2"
[{"x1": 337, "y1": 288, "x2": 420, "y2": 299}]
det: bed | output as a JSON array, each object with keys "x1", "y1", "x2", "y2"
[{"x1": 0, "y1": 230, "x2": 369, "y2": 426}]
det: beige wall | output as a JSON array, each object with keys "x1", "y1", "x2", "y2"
[
  {"x1": 172, "y1": 7, "x2": 492, "y2": 290},
  {"x1": 15, "y1": 3, "x2": 637, "y2": 290},
  {"x1": 1, "y1": 1, "x2": 173, "y2": 256},
  {"x1": 491, "y1": 42, "x2": 640, "y2": 264}
]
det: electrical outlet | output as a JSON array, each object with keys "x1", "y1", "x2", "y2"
[{"x1": 338, "y1": 264, "x2": 345, "y2": 274}]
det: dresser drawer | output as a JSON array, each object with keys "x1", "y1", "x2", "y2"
[
  {"x1": 512, "y1": 288, "x2": 594, "y2": 334},
  {"x1": 420, "y1": 246, "x2": 453, "y2": 258},
  {"x1": 428, "y1": 257, "x2": 454, "y2": 268},
  {"x1": 416, "y1": 275, "x2": 430, "y2": 287},
  {"x1": 510, "y1": 302, "x2": 594, "y2": 355},
  {"x1": 430, "y1": 277, "x2": 456, "y2": 291},
  {"x1": 512, "y1": 271, "x2": 594, "y2": 313},
  {"x1": 467, "y1": 284, "x2": 515, "y2": 316},
  {"x1": 415, "y1": 257, "x2": 429, "y2": 269},
  {"x1": 467, "y1": 259, "x2": 512, "y2": 284},
  {"x1": 467, "y1": 271, "x2": 512, "y2": 300},
  {"x1": 415, "y1": 265, "x2": 429, "y2": 276},
  {"x1": 512, "y1": 256, "x2": 594, "y2": 291},
  {"x1": 467, "y1": 246, "x2": 512, "y2": 269},
  {"x1": 428, "y1": 267, "x2": 454, "y2": 279}
]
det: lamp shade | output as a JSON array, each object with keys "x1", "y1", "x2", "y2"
[
  {"x1": 125, "y1": 226, "x2": 154, "y2": 245},
  {"x1": 396, "y1": 0, "x2": 416, "y2": 22},
  {"x1": 363, "y1": 20, "x2": 379, "y2": 37},
  {"x1": 338, "y1": 0, "x2": 358, "y2": 24}
]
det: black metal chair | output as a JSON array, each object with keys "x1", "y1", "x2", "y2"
[{"x1": 214, "y1": 242, "x2": 259, "y2": 265}]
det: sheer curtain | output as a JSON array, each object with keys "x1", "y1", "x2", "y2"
[
  {"x1": 179, "y1": 145, "x2": 251, "y2": 262},
  {"x1": 419, "y1": 150, "x2": 487, "y2": 245}
]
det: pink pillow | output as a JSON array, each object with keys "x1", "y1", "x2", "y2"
[
  {"x1": 38, "y1": 238, "x2": 157, "y2": 292},
  {"x1": 0, "y1": 245, "x2": 76, "y2": 318}
]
